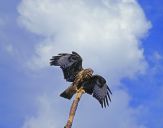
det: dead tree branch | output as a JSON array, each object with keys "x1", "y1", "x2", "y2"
[{"x1": 64, "y1": 88, "x2": 85, "y2": 128}]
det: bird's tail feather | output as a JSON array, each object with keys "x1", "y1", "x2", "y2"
[{"x1": 60, "y1": 85, "x2": 76, "y2": 100}]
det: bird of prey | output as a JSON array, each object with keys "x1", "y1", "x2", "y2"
[{"x1": 50, "y1": 51, "x2": 112, "y2": 108}]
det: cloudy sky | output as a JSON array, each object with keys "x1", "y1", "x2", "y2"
[{"x1": 0, "y1": 0, "x2": 163, "y2": 128}]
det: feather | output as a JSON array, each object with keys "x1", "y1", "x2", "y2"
[
  {"x1": 105, "y1": 96, "x2": 109, "y2": 106},
  {"x1": 82, "y1": 75, "x2": 112, "y2": 108},
  {"x1": 50, "y1": 51, "x2": 83, "y2": 82}
]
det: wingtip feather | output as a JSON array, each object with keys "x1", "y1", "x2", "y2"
[
  {"x1": 49, "y1": 56, "x2": 60, "y2": 66},
  {"x1": 107, "y1": 86, "x2": 112, "y2": 95}
]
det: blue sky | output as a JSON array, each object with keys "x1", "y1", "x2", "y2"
[{"x1": 0, "y1": 0, "x2": 163, "y2": 128}]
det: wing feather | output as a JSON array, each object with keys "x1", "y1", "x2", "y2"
[
  {"x1": 105, "y1": 96, "x2": 109, "y2": 106},
  {"x1": 82, "y1": 75, "x2": 112, "y2": 108},
  {"x1": 50, "y1": 51, "x2": 82, "y2": 82},
  {"x1": 92, "y1": 75, "x2": 112, "y2": 108}
]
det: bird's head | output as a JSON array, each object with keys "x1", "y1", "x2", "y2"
[{"x1": 84, "y1": 68, "x2": 94, "y2": 78}]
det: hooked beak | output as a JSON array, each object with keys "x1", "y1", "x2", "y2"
[{"x1": 88, "y1": 68, "x2": 94, "y2": 77}]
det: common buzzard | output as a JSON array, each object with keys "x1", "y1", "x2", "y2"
[{"x1": 50, "y1": 51, "x2": 112, "y2": 108}]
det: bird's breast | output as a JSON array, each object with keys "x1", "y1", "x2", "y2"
[{"x1": 73, "y1": 69, "x2": 93, "y2": 88}]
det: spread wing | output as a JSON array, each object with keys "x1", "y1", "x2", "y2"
[
  {"x1": 82, "y1": 75, "x2": 112, "y2": 108},
  {"x1": 50, "y1": 51, "x2": 83, "y2": 82}
]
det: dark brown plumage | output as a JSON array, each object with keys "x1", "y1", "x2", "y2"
[{"x1": 50, "y1": 51, "x2": 112, "y2": 108}]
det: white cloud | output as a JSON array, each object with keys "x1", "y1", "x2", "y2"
[
  {"x1": 0, "y1": 17, "x2": 16, "y2": 55},
  {"x1": 146, "y1": 52, "x2": 163, "y2": 78},
  {"x1": 22, "y1": 95, "x2": 62, "y2": 128},
  {"x1": 22, "y1": 89, "x2": 146, "y2": 128},
  {"x1": 75, "y1": 89, "x2": 147, "y2": 128},
  {"x1": 18, "y1": 0, "x2": 151, "y2": 83},
  {"x1": 17, "y1": 0, "x2": 151, "y2": 128},
  {"x1": 153, "y1": 51, "x2": 163, "y2": 61}
]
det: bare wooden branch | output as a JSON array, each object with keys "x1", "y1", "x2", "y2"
[{"x1": 64, "y1": 88, "x2": 85, "y2": 128}]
